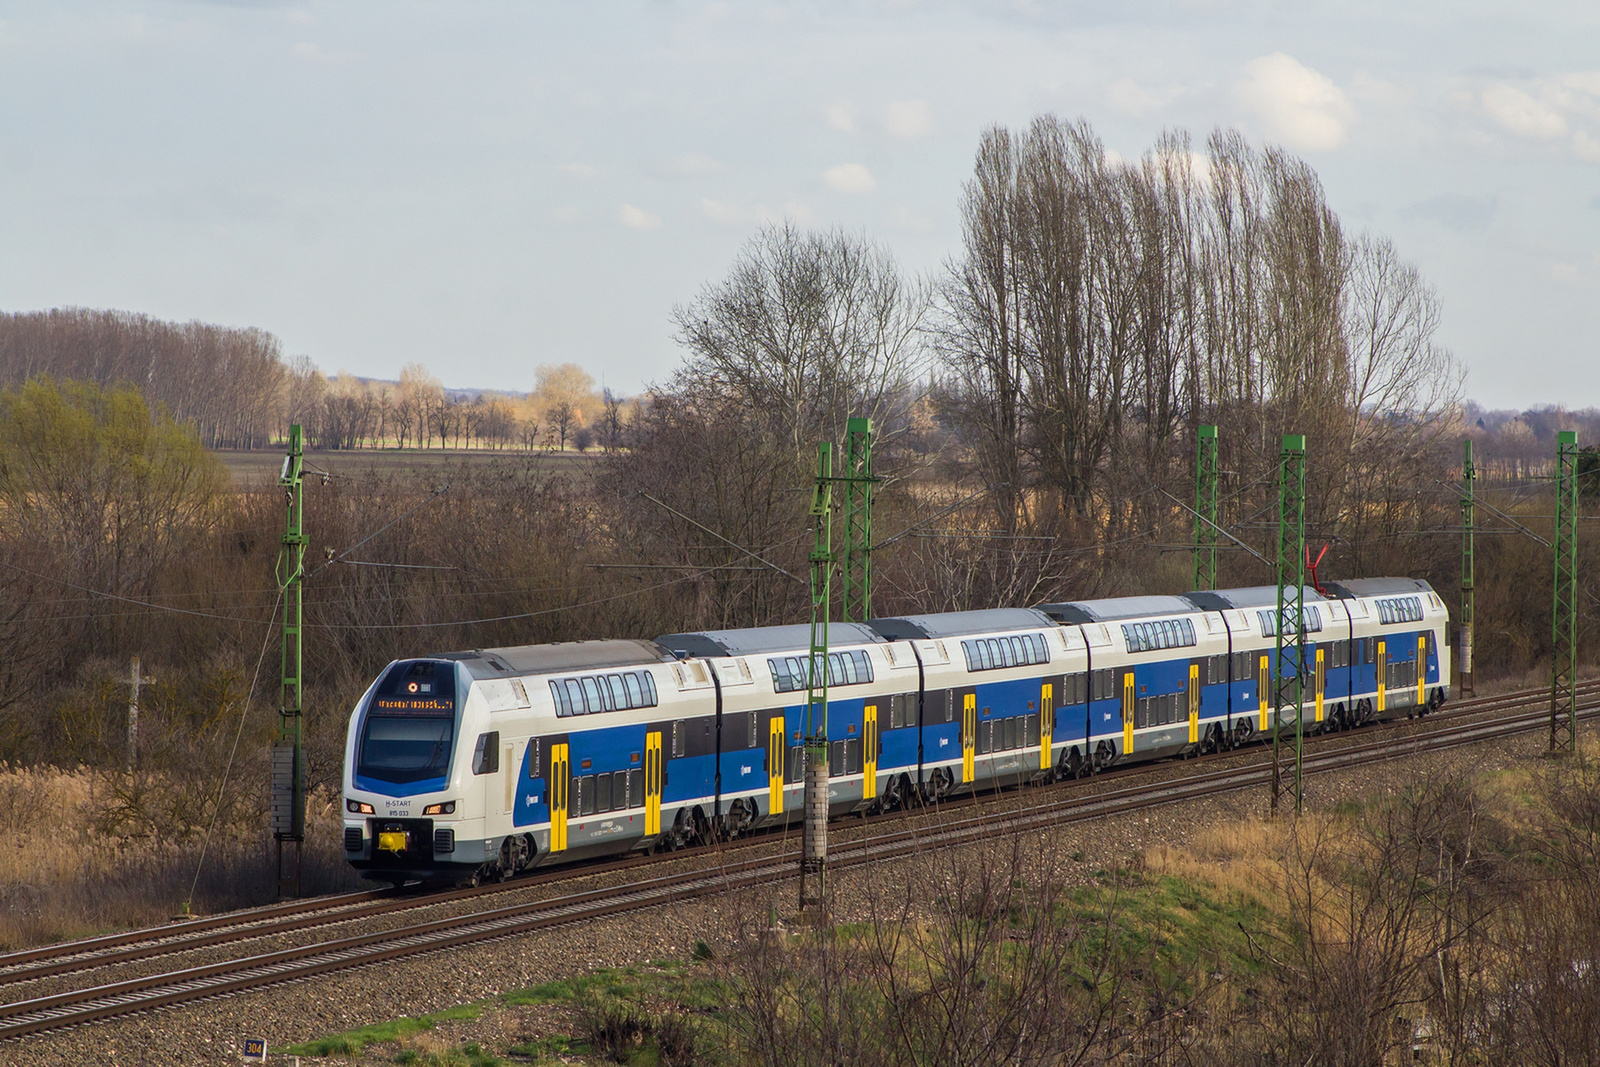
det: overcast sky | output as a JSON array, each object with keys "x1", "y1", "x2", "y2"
[{"x1": 1, "y1": 2, "x2": 1597, "y2": 408}]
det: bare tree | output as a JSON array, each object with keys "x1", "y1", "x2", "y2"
[{"x1": 672, "y1": 223, "x2": 930, "y2": 463}]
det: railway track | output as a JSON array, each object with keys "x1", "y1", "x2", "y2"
[
  {"x1": 2, "y1": 675, "x2": 1578, "y2": 992},
  {"x1": 2, "y1": 678, "x2": 1593, "y2": 1041}
]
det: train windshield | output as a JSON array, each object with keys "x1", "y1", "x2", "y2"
[{"x1": 357, "y1": 660, "x2": 458, "y2": 785}]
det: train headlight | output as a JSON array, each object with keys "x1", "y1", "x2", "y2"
[
  {"x1": 422, "y1": 801, "x2": 456, "y2": 816},
  {"x1": 346, "y1": 799, "x2": 375, "y2": 814}
]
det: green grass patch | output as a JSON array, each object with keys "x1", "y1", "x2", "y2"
[
  {"x1": 284, "y1": 1004, "x2": 486, "y2": 1056},
  {"x1": 1071, "y1": 869, "x2": 1272, "y2": 983}
]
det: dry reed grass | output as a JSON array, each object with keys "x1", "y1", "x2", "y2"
[{"x1": 0, "y1": 765, "x2": 358, "y2": 949}]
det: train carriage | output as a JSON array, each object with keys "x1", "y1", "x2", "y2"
[{"x1": 344, "y1": 576, "x2": 1452, "y2": 886}]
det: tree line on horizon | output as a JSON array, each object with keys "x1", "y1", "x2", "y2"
[{"x1": 0, "y1": 308, "x2": 632, "y2": 453}]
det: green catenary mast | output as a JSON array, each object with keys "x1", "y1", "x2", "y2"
[
  {"x1": 840, "y1": 418, "x2": 874, "y2": 623},
  {"x1": 1193, "y1": 425, "x2": 1220, "y2": 591},
  {"x1": 801, "y1": 442, "x2": 834, "y2": 911},
  {"x1": 1271, "y1": 434, "x2": 1307, "y2": 815},
  {"x1": 1551, "y1": 430, "x2": 1579, "y2": 753},
  {"x1": 1460, "y1": 439, "x2": 1476, "y2": 697},
  {"x1": 272, "y1": 425, "x2": 308, "y2": 899}
]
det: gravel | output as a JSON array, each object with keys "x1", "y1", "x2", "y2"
[{"x1": 11, "y1": 715, "x2": 1592, "y2": 1066}]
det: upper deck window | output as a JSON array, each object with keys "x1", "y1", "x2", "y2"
[
  {"x1": 1121, "y1": 618, "x2": 1198, "y2": 653},
  {"x1": 1376, "y1": 596, "x2": 1424, "y2": 626},
  {"x1": 1257, "y1": 606, "x2": 1324, "y2": 638},
  {"x1": 769, "y1": 650, "x2": 874, "y2": 694},
  {"x1": 961, "y1": 633, "x2": 1050, "y2": 671},
  {"x1": 549, "y1": 669, "x2": 660, "y2": 717}
]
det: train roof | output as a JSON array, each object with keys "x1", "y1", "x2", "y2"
[
  {"x1": 435, "y1": 639, "x2": 674, "y2": 678},
  {"x1": 655, "y1": 622, "x2": 884, "y2": 659},
  {"x1": 1323, "y1": 577, "x2": 1435, "y2": 599},
  {"x1": 1183, "y1": 585, "x2": 1326, "y2": 612},
  {"x1": 868, "y1": 607, "x2": 1057, "y2": 641},
  {"x1": 1036, "y1": 594, "x2": 1199, "y2": 624}
]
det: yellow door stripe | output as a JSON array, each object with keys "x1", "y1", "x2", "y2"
[
  {"x1": 1417, "y1": 636, "x2": 1427, "y2": 706},
  {"x1": 644, "y1": 731, "x2": 662, "y2": 836},
  {"x1": 549, "y1": 743, "x2": 568, "y2": 853},
  {"x1": 1188, "y1": 664, "x2": 1200, "y2": 744},
  {"x1": 1315, "y1": 648, "x2": 1325, "y2": 722},
  {"x1": 767, "y1": 717, "x2": 785, "y2": 815},
  {"x1": 962, "y1": 694, "x2": 976, "y2": 783},
  {"x1": 1040, "y1": 683, "x2": 1054, "y2": 771},
  {"x1": 1258, "y1": 655, "x2": 1270, "y2": 732},
  {"x1": 863, "y1": 704, "x2": 877, "y2": 800},
  {"x1": 1122, "y1": 673, "x2": 1134, "y2": 756},
  {"x1": 1377, "y1": 640, "x2": 1386, "y2": 713}
]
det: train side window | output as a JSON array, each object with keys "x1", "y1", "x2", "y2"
[
  {"x1": 595, "y1": 772, "x2": 612, "y2": 813},
  {"x1": 472, "y1": 731, "x2": 499, "y2": 775},
  {"x1": 525, "y1": 738, "x2": 541, "y2": 779},
  {"x1": 747, "y1": 712, "x2": 759, "y2": 749},
  {"x1": 671, "y1": 720, "x2": 686, "y2": 758},
  {"x1": 576, "y1": 775, "x2": 595, "y2": 816}
]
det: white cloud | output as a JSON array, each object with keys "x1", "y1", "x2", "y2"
[
  {"x1": 1236, "y1": 53, "x2": 1357, "y2": 151},
  {"x1": 617, "y1": 204, "x2": 661, "y2": 230},
  {"x1": 1481, "y1": 83, "x2": 1568, "y2": 139},
  {"x1": 827, "y1": 101, "x2": 855, "y2": 133},
  {"x1": 823, "y1": 163, "x2": 876, "y2": 194},
  {"x1": 560, "y1": 163, "x2": 603, "y2": 178},
  {"x1": 1575, "y1": 131, "x2": 1600, "y2": 164},
  {"x1": 664, "y1": 152, "x2": 724, "y2": 178},
  {"x1": 883, "y1": 99, "x2": 933, "y2": 139},
  {"x1": 1107, "y1": 77, "x2": 1167, "y2": 119},
  {"x1": 287, "y1": 9, "x2": 316, "y2": 26}
]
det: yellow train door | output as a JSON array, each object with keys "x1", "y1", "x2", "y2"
[
  {"x1": 1315, "y1": 648, "x2": 1326, "y2": 722},
  {"x1": 548, "y1": 743, "x2": 569, "y2": 853},
  {"x1": 1040, "y1": 683, "x2": 1054, "y2": 771},
  {"x1": 1187, "y1": 664, "x2": 1200, "y2": 745},
  {"x1": 767, "y1": 716, "x2": 786, "y2": 816},
  {"x1": 1376, "y1": 640, "x2": 1387, "y2": 713},
  {"x1": 644, "y1": 730, "x2": 663, "y2": 836},
  {"x1": 1258, "y1": 654, "x2": 1271, "y2": 732},
  {"x1": 1122, "y1": 673, "x2": 1135, "y2": 756},
  {"x1": 863, "y1": 704, "x2": 878, "y2": 800},
  {"x1": 1416, "y1": 635, "x2": 1427, "y2": 706},
  {"x1": 962, "y1": 694, "x2": 976, "y2": 783}
]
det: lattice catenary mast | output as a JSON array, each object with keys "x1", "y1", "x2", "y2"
[
  {"x1": 800, "y1": 442, "x2": 834, "y2": 911},
  {"x1": 840, "y1": 418, "x2": 874, "y2": 624},
  {"x1": 1459, "y1": 439, "x2": 1476, "y2": 697},
  {"x1": 272, "y1": 425, "x2": 308, "y2": 899},
  {"x1": 1271, "y1": 434, "x2": 1307, "y2": 815},
  {"x1": 1551, "y1": 430, "x2": 1579, "y2": 753}
]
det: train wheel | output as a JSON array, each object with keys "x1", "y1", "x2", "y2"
[{"x1": 1061, "y1": 746, "x2": 1084, "y2": 780}]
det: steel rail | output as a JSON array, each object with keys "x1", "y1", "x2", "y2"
[
  {"x1": 4, "y1": 676, "x2": 1591, "y2": 990},
  {"x1": 3, "y1": 688, "x2": 1597, "y2": 1042}
]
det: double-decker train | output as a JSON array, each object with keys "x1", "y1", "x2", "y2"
[{"x1": 342, "y1": 577, "x2": 1450, "y2": 885}]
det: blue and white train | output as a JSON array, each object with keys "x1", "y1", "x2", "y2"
[{"x1": 342, "y1": 577, "x2": 1450, "y2": 884}]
